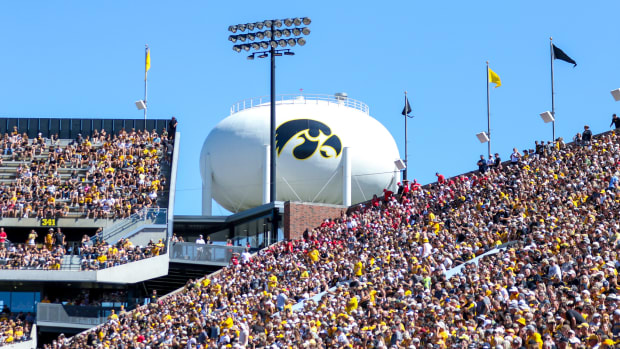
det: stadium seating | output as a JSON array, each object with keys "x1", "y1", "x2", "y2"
[
  {"x1": 52, "y1": 131, "x2": 620, "y2": 348},
  {"x1": 0, "y1": 128, "x2": 171, "y2": 271}
]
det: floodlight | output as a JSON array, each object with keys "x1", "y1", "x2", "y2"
[
  {"x1": 135, "y1": 100, "x2": 146, "y2": 110},
  {"x1": 612, "y1": 88, "x2": 620, "y2": 102},
  {"x1": 540, "y1": 111, "x2": 554, "y2": 123},
  {"x1": 226, "y1": 16, "x2": 310, "y2": 210},
  {"x1": 394, "y1": 159, "x2": 406, "y2": 170},
  {"x1": 476, "y1": 132, "x2": 489, "y2": 143}
]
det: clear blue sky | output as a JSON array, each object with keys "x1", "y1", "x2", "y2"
[{"x1": 1, "y1": 1, "x2": 619, "y2": 215}]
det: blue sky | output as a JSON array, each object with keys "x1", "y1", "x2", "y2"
[{"x1": 0, "y1": 1, "x2": 619, "y2": 215}]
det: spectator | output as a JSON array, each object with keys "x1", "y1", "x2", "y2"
[
  {"x1": 477, "y1": 155, "x2": 488, "y2": 173},
  {"x1": 582, "y1": 125, "x2": 592, "y2": 144},
  {"x1": 610, "y1": 113, "x2": 620, "y2": 129}
]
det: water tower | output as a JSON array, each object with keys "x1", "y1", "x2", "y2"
[{"x1": 200, "y1": 93, "x2": 401, "y2": 214}]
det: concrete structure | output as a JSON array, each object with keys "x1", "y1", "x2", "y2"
[{"x1": 200, "y1": 94, "x2": 400, "y2": 214}]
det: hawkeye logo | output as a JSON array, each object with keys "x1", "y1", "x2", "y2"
[{"x1": 275, "y1": 119, "x2": 342, "y2": 160}]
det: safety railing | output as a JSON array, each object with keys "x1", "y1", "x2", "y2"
[
  {"x1": 230, "y1": 94, "x2": 370, "y2": 115},
  {"x1": 170, "y1": 243, "x2": 247, "y2": 265},
  {"x1": 93, "y1": 208, "x2": 167, "y2": 244},
  {"x1": 37, "y1": 303, "x2": 128, "y2": 327}
]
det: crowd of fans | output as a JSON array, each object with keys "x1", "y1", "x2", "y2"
[
  {"x1": 0, "y1": 126, "x2": 171, "y2": 220},
  {"x1": 44, "y1": 128, "x2": 620, "y2": 349},
  {"x1": 0, "y1": 309, "x2": 33, "y2": 345},
  {"x1": 0, "y1": 227, "x2": 166, "y2": 271}
]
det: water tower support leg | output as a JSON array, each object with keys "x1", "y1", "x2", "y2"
[
  {"x1": 263, "y1": 145, "x2": 271, "y2": 204},
  {"x1": 201, "y1": 154, "x2": 213, "y2": 216},
  {"x1": 342, "y1": 147, "x2": 352, "y2": 206}
]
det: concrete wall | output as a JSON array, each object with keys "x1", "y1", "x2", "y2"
[
  {"x1": 283, "y1": 202, "x2": 345, "y2": 240},
  {"x1": 0, "y1": 255, "x2": 169, "y2": 284}
]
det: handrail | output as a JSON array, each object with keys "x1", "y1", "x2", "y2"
[
  {"x1": 230, "y1": 94, "x2": 370, "y2": 115},
  {"x1": 93, "y1": 208, "x2": 167, "y2": 244}
]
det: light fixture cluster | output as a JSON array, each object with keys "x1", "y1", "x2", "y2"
[{"x1": 229, "y1": 17, "x2": 311, "y2": 53}]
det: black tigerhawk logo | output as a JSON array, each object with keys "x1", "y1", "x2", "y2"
[{"x1": 275, "y1": 119, "x2": 342, "y2": 160}]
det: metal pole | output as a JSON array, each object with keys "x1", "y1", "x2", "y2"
[
  {"x1": 486, "y1": 61, "x2": 491, "y2": 158},
  {"x1": 404, "y1": 91, "x2": 408, "y2": 181},
  {"x1": 144, "y1": 45, "x2": 149, "y2": 125},
  {"x1": 550, "y1": 37, "x2": 555, "y2": 141},
  {"x1": 269, "y1": 26, "x2": 277, "y2": 244},
  {"x1": 270, "y1": 36, "x2": 276, "y2": 204}
]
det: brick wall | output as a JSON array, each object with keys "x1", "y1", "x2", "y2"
[{"x1": 283, "y1": 202, "x2": 346, "y2": 240}]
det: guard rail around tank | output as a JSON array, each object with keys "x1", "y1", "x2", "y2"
[{"x1": 230, "y1": 94, "x2": 370, "y2": 115}]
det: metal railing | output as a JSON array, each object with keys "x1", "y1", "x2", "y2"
[
  {"x1": 93, "y1": 208, "x2": 168, "y2": 244},
  {"x1": 170, "y1": 243, "x2": 247, "y2": 264},
  {"x1": 230, "y1": 94, "x2": 370, "y2": 115},
  {"x1": 37, "y1": 303, "x2": 128, "y2": 327}
]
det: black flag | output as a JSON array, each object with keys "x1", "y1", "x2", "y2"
[
  {"x1": 552, "y1": 44, "x2": 577, "y2": 67},
  {"x1": 402, "y1": 97, "x2": 412, "y2": 116}
]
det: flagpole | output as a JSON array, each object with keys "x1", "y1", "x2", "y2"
[
  {"x1": 550, "y1": 37, "x2": 555, "y2": 141},
  {"x1": 486, "y1": 61, "x2": 491, "y2": 158},
  {"x1": 404, "y1": 91, "x2": 408, "y2": 181},
  {"x1": 144, "y1": 45, "x2": 149, "y2": 125}
]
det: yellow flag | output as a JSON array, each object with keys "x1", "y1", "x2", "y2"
[
  {"x1": 488, "y1": 67, "x2": 501, "y2": 88},
  {"x1": 145, "y1": 48, "x2": 151, "y2": 73}
]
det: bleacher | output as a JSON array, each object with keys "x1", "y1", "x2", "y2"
[
  {"x1": 43, "y1": 129, "x2": 618, "y2": 348},
  {"x1": 0, "y1": 117, "x2": 177, "y2": 346}
]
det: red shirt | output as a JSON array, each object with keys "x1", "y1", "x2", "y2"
[
  {"x1": 0, "y1": 232, "x2": 6, "y2": 243},
  {"x1": 436, "y1": 174, "x2": 445, "y2": 184}
]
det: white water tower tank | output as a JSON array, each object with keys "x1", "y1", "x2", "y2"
[{"x1": 200, "y1": 93, "x2": 401, "y2": 213}]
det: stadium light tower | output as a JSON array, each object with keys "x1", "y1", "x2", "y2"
[{"x1": 228, "y1": 17, "x2": 311, "y2": 205}]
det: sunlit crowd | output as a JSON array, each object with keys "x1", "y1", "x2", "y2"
[{"x1": 46, "y1": 129, "x2": 620, "y2": 348}]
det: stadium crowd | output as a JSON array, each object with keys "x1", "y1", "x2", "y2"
[
  {"x1": 0, "y1": 227, "x2": 166, "y2": 271},
  {"x1": 0, "y1": 310, "x2": 34, "y2": 345},
  {"x1": 0, "y1": 126, "x2": 170, "y2": 220},
  {"x1": 48, "y1": 129, "x2": 620, "y2": 348}
]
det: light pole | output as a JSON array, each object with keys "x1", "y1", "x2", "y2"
[
  {"x1": 228, "y1": 17, "x2": 310, "y2": 243},
  {"x1": 228, "y1": 18, "x2": 310, "y2": 205}
]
